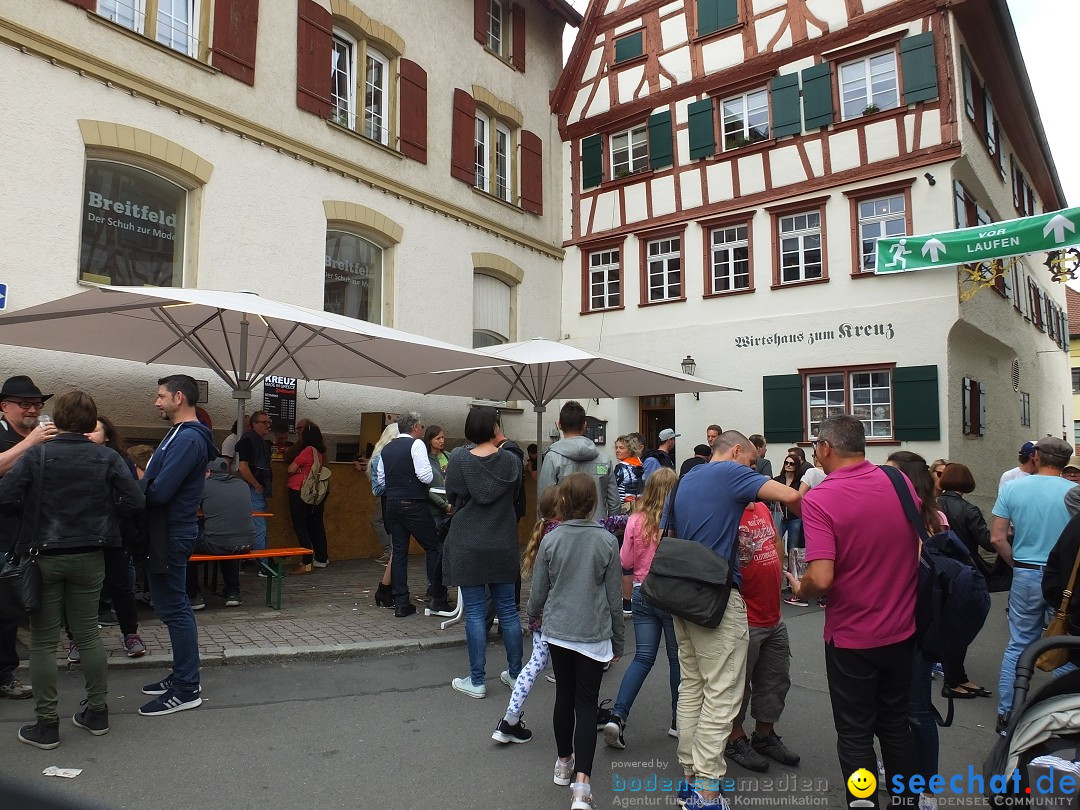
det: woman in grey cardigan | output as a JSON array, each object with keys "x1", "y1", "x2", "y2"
[{"x1": 444, "y1": 406, "x2": 523, "y2": 699}]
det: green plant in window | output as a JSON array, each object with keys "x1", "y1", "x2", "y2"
[{"x1": 862, "y1": 104, "x2": 880, "y2": 116}]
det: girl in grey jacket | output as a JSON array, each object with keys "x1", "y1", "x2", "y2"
[{"x1": 527, "y1": 472, "x2": 623, "y2": 810}]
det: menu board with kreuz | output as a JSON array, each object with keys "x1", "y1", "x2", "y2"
[{"x1": 262, "y1": 375, "x2": 297, "y2": 433}]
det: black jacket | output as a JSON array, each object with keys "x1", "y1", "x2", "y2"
[
  {"x1": 1043, "y1": 513, "x2": 1080, "y2": 663},
  {"x1": 0, "y1": 433, "x2": 145, "y2": 554},
  {"x1": 938, "y1": 491, "x2": 993, "y2": 563}
]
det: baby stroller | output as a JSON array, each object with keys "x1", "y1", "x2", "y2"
[{"x1": 984, "y1": 637, "x2": 1080, "y2": 807}]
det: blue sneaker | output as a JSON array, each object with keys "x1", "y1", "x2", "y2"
[
  {"x1": 139, "y1": 689, "x2": 202, "y2": 716},
  {"x1": 685, "y1": 793, "x2": 731, "y2": 810},
  {"x1": 931, "y1": 662, "x2": 944, "y2": 679}
]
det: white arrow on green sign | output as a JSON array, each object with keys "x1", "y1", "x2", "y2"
[{"x1": 875, "y1": 206, "x2": 1080, "y2": 273}]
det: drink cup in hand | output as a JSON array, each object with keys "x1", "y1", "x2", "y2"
[{"x1": 38, "y1": 414, "x2": 52, "y2": 427}]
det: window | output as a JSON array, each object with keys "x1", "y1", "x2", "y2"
[
  {"x1": 960, "y1": 53, "x2": 976, "y2": 121},
  {"x1": 487, "y1": 0, "x2": 505, "y2": 55},
  {"x1": 1072, "y1": 368, "x2": 1080, "y2": 395},
  {"x1": 614, "y1": 31, "x2": 644, "y2": 64},
  {"x1": 1075, "y1": 421, "x2": 1080, "y2": 447},
  {"x1": 474, "y1": 116, "x2": 489, "y2": 192},
  {"x1": 363, "y1": 48, "x2": 389, "y2": 144},
  {"x1": 331, "y1": 32, "x2": 357, "y2": 128},
  {"x1": 324, "y1": 230, "x2": 383, "y2": 324},
  {"x1": 857, "y1": 195, "x2": 907, "y2": 272},
  {"x1": 474, "y1": 113, "x2": 513, "y2": 201},
  {"x1": 962, "y1": 377, "x2": 986, "y2": 437},
  {"x1": 696, "y1": 0, "x2": 739, "y2": 37},
  {"x1": 983, "y1": 89, "x2": 1005, "y2": 174},
  {"x1": 1020, "y1": 391, "x2": 1031, "y2": 427},
  {"x1": 79, "y1": 160, "x2": 187, "y2": 287},
  {"x1": 97, "y1": 0, "x2": 202, "y2": 58},
  {"x1": 721, "y1": 89, "x2": 769, "y2": 150},
  {"x1": 806, "y1": 368, "x2": 893, "y2": 438},
  {"x1": 709, "y1": 225, "x2": 750, "y2": 293},
  {"x1": 839, "y1": 51, "x2": 898, "y2": 120},
  {"x1": 646, "y1": 237, "x2": 681, "y2": 303},
  {"x1": 779, "y1": 212, "x2": 823, "y2": 283},
  {"x1": 494, "y1": 123, "x2": 511, "y2": 202},
  {"x1": 611, "y1": 125, "x2": 649, "y2": 178},
  {"x1": 473, "y1": 273, "x2": 512, "y2": 347},
  {"x1": 588, "y1": 248, "x2": 621, "y2": 311},
  {"x1": 1030, "y1": 280, "x2": 1045, "y2": 330}
]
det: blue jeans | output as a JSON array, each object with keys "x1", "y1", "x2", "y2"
[
  {"x1": 148, "y1": 535, "x2": 200, "y2": 692},
  {"x1": 908, "y1": 650, "x2": 938, "y2": 785},
  {"x1": 614, "y1": 587, "x2": 680, "y2": 721},
  {"x1": 998, "y1": 568, "x2": 1048, "y2": 715},
  {"x1": 779, "y1": 517, "x2": 803, "y2": 550},
  {"x1": 250, "y1": 489, "x2": 267, "y2": 550},
  {"x1": 460, "y1": 583, "x2": 522, "y2": 687}
]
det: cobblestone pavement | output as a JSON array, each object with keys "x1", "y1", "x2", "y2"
[{"x1": 25, "y1": 559, "x2": 521, "y2": 669}]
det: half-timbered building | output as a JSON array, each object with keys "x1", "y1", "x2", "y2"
[{"x1": 555, "y1": 0, "x2": 1070, "y2": 510}]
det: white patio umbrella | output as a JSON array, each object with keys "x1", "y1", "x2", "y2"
[
  {"x1": 370, "y1": 337, "x2": 739, "y2": 473},
  {"x1": 0, "y1": 285, "x2": 504, "y2": 431}
]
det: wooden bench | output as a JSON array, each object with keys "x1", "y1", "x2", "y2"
[{"x1": 189, "y1": 547, "x2": 311, "y2": 610}]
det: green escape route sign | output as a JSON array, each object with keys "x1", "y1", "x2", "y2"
[{"x1": 875, "y1": 206, "x2": 1080, "y2": 273}]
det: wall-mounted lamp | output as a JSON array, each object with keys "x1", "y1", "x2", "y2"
[
  {"x1": 924, "y1": 172, "x2": 936, "y2": 186},
  {"x1": 681, "y1": 355, "x2": 700, "y2": 400}
]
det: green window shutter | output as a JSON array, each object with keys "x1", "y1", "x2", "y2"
[
  {"x1": 893, "y1": 365, "x2": 940, "y2": 441},
  {"x1": 687, "y1": 98, "x2": 715, "y2": 160},
  {"x1": 581, "y1": 135, "x2": 603, "y2": 189},
  {"x1": 763, "y1": 374, "x2": 804, "y2": 444},
  {"x1": 900, "y1": 32, "x2": 939, "y2": 103},
  {"x1": 697, "y1": 0, "x2": 738, "y2": 36},
  {"x1": 770, "y1": 73, "x2": 802, "y2": 138},
  {"x1": 648, "y1": 110, "x2": 674, "y2": 170},
  {"x1": 614, "y1": 31, "x2": 643, "y2": 64},
  {"x1": 800, "y1": 63, "x2": 834, "y2": 129}
]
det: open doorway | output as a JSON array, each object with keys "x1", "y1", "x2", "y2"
[{"x1": 640, "y1": 395, "x2": 675, "y2": 451}]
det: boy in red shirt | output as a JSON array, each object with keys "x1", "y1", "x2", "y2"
[{"x1": 724, "y1": 501, "x2": 800, "y2": 772}]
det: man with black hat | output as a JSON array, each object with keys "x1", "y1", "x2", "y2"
[
  {"x1": 0, "y1": 375, "x2": 58, "y2": 700},
  {"x1": 999, "y1": 440, "x2": 1037, "y2": 489},
  {"x1": 679, "y1": 444, "x2": 712, "y2": 477},
  {"x1": 991, "y1": 436, "x2": 1078, "y2": 734}
]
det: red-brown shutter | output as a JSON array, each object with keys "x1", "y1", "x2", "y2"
[
  {"x1": 62, "y1": 0, "x2": 95, "y2": 9},
  {"x1": 398, "y1": 59, "x2": 428, "y2": 164},
  {"x1": 296, "y1": 0, "x2": 332, "y2": 118},
  {"x1": 511, "y1": 4, "x2": 525, "y2": 73},
  {"x1": 211, "y1": 0, "x2": 260, "y2": 86},
  {"x1": 519, "y1": 129, "x2": 543, "y2": 214},
  {"x1": 451, "y1": 89, "x2": 477, "y2": 184},
  {"x1": 474, "y1": 0, "x2": 488, "y2": 45}
]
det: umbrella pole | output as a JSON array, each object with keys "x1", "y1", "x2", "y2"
[
  {"x1": 233, "y1": 313, "x2": 252, "y2": 450},
  {"x1": 535, "y1": 404, "x2": 546, "y2": 505}
]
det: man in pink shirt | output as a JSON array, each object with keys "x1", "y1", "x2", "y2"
[{"x1": 786, "y1": 415, "x2": 919, "y2": 808}]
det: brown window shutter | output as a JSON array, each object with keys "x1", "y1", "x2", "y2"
[
  {"x1": 451, "y1": 89, "x2": 477, "y2": 184},
  {"x1": 296, "y1": 0, "x2": 332, "y2": 118},
  {"x1": 511, "y1": 4, "x2": 526, "y2": 73},
  {"x1": 519, "y1": 130, "x2": 543, "y2": 214},
  {"x1": 398, "y1": 59, "x2": 428, "y2": 164},
  {"x1": 211, "y1": 0, "x2": 260, "y2": 86},
  {"x1": 62, "y1": 0, "x2": 95, "y2": 9},
  {"x1": 474, "y1": 0, "x2": 487, "y2": 45}
]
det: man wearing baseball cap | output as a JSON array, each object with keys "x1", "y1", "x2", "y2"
[
  {"x1": 642, "y1": 428, "x2": 679, "y2": 483},
  {"x1": 0, "y1": 375, "x2": 59, "y2": 701},
  {"x1": 991, "y1": 436, "x2": 1078, "y2": 734},
  {"x1": 999, "y1": 440, "x2": 1037, "y2": 489}
]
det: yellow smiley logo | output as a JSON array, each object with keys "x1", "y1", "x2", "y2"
[{"x1": 847, "y1": 768, "x2": 877, "y2": 799}]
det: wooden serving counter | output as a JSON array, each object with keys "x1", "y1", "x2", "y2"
[{"x1": 263, "y1": 460, "x2": 537, "y2": 559}]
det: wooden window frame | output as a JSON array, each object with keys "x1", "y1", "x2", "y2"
[
  {"x1": 612, "y1": 28, "x2": 646, "y2": 67},
  {"x1": 719, "y1": 87, "x2": 770, "y2": 152},
  {"x1": 700, "y1": 213, "x2": 755, "y2": 298},
  {"x1": 844, "y1": 180, "x2": 914, "y2": 277},
  {"x1": 609, "y1": 122, "x2": 650, "y2": 179},
  {"x1": 580, "y1": 236, "x2": 626, "y2": 314},
  {"x1": 962, "y1": 376, "x2": 986, "y2": 437},
  {"x1": 95, "y1": 0, "x2": 212, "y2": 62},
  {"x1": 837, "y1": 49, "x2": 900, "y2": 122},
  {"x1": 473, "y1": 107, "x2": 518, "y2": 203},
  {"x1": 801, "y1": 363, "x2": 897, "y2": 443},
  {"x1": 637, "y1": 226, "x2": 687, "y2": 308},
  {"x1": 362, "y1": 46, "x2": 390, "y2": 146},
  {"x1": 692, "y1": 0, "x2": 742, "y2": 42},
  {"x1": 768, "y1": 196, "x2": 829, "y2": 289}
]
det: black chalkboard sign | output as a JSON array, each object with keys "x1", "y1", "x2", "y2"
[{"x1": 262, "y1": 375, "x2": 297, "y2": 433}]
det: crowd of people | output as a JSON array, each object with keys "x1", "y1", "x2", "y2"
[{"x1": 5, "y1": 372, "x2": 1080, "y2": 810}]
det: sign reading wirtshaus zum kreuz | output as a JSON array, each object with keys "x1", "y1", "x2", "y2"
[{"x1": 875, "y1": 206, "x2": 1080, "y2": 274}]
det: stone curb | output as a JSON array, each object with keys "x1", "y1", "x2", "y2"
[{"x1": 46, "y1": 634, "x2": 468, "y2": 671}]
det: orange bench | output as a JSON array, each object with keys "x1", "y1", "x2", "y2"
[{"x1": 189, "y1": 547, "x2": 311, "y2": 610}]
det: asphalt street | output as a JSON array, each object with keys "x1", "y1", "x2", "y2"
[{"x1": 0, "y1": 592, "x2": 1027, "y2": 809}]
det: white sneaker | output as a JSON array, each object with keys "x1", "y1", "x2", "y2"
[
  {"x1": 312, "y1": 560, "x2": 328, "y2": 568},
  {"x1": 500, "y1": 670, "x2": 515, "y2": 688},
  {"x1": 570, "y1": 782, "x2": 595, "y2": 809},
  {"x1": 451, "y1": 677, "x2": 486, "y2": 699},
  {"x1": 545, "y1": 673, "x2": 557, "y2": 684},
  {"x1": 553, "y1": 755, "x2": 576, "y2": 786}
]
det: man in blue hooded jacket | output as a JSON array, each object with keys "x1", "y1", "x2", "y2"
[{"x1": 139, "y1": 374, "x2": 217, "y2": 717}]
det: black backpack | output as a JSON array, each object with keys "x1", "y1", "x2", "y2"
[{"x1": 882, "y1": 465, "x2": 991, "y2": 724}]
